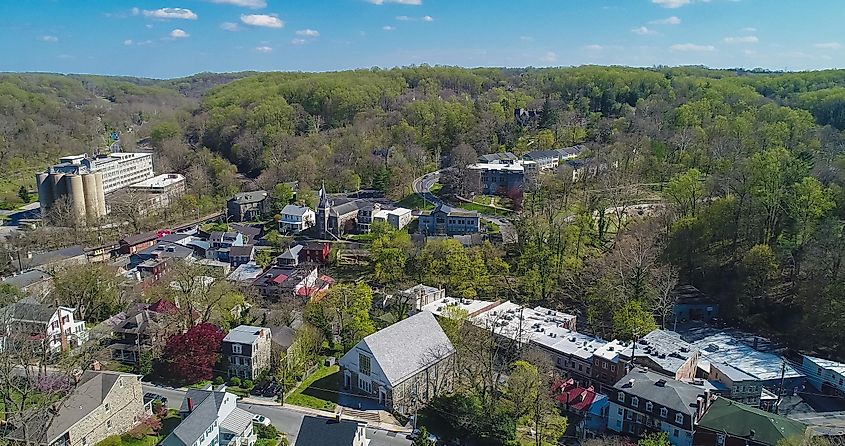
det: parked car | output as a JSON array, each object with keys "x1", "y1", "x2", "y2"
[
  {"x1": 262, "y1": 382, "x2": 279, "y2": 397},
  {"x1": 143, "y1": 392, "x2": 168, "y2": 406},
  {"x1": 251, "y1": 380, "x2": 270, "y2": 396},
  {"x1": 252, "y1": 415, "x2": 271, "y2": 426}
]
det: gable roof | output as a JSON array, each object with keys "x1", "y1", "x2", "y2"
[
  {"x1": 294, "y1": 416, "x2": 363, "y2": 446},
  {"x1": 230, "y1": 191, "x2": 267, "y2": 205},
  {"x1": 698, "y1": 397, "x2": 807, "y2": 445},
  {"x1": 348, "y1": 311, "x2": 454, "y2": 386},
  {"x1": 3, "y1": 301, "x2": 58, "y2": 322},
  {"x1": 224, "y1": 325, "x2": 269, "y2": 344},
  {"x1": 229, "y1": 245, "x2": 255, "y2": 258},
  {"x1": 120, "y1": 230, "x2": 159, "y2": 247},
  {"x1": 166, "y1": 389, "x2": 229, "y2": 446},
  {"x1": 24, "y1": 246, "x2": 86, "y2": 269},
  {"x1": 45, "y1": 371, "x2": 132, "y2": 444},
  {"x1": 281, "y1": 204, "x2": 313, "y2": 216},
  {"x1": 615, "y1": 368, "x2": 704, "y2": 416}
]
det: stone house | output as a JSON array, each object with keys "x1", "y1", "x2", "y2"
[
  {"x1": 5, "y1": 370, "x2": 149, "y2": 446},
  {"x1": 221, "y1": 325, "x2": 272, "y2": 380},
  {"x1": 339, "y1": 311, "x2": 455, "y2": 415},
  {"x1": 227, "y1": 191, "x2": 269, "y2": 222},
  {"x1": 417, "y1": 203, "x2": 481, "y2": 236}
]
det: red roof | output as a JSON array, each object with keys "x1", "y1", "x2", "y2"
[
  {"x1": 319, "y1": 275, "x2": 335, "y2": 284},
  {"x1": 297, "y1": 287, "x2": 316, "y2": 297},
  {"x1": 272, "y1": 274, "x2": 289, "y2": 284},
  {"x1": 149, "y1": 299, "x2": 179, "y2": 315},
  {"x1": 553, "y1": 379, "x2": 599, "y2": 411}
]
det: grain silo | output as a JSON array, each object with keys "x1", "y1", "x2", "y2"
[
  {"x1": 66, "y1": 174, "x2": 87, "y2": 222},
  {"x1": 36, "y1": 172, "x2": 53, "y2": 209},
  {"x1": 94, "y1": 172, "x2": 107, "y2": 217},
  {"x1": 82, "y1": 173, "x2": 102, "y2": 220}
]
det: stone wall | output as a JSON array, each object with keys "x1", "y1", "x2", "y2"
[{"x1": 67, "y1": 375, "x2": 147, "y2": 446}]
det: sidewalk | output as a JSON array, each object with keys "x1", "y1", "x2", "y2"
[{"x1": 240, "y1": 397, "x2": 410, "y2": 433}]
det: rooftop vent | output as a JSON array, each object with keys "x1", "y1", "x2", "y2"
[{"x1": 655, "y1": 379, "x2": 667, "y2": 387}]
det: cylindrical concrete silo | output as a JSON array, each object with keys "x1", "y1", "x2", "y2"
[
  {"x1": 35, "y1": 173, "x2": 53, "y2": 210},
  {"x1": 82, "y1": 173, "x2": 101, "y2": 220},
  {"x1": 49, "y1": 172, "x2": 67, "y2": 199},
  {"x1": 66, "y1": 174, "x2": 87, "y2": 223},
  {"x1": 94, "y1": 172, "x2": 107, "y2": 216}
]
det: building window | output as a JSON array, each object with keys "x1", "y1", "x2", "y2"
[
  {"x1": 660, "y1": 407, "x2": 668, "y2": 418},
  {"x1": 107, "y1": 420, "x2": 112, "y2": 430},
  {"x1": 617, "y1": 408, "x2": 623, "y2": 416},
  {"x1": 675, "y1": 413, "x2": 684, "y2": 424},
  {"x1": 631, "y1": 397, "x2": 638, "y2": 408},
  {"x1": 716, "y1": 433, "x2": 726, "y2": 445},
  {"x1": 618, "y1": 392, "x2": 625, "y2": 403},
  {"x1": 626, "y1": 411, "x2": 632, "y2": 420},
  {"x1": 232, "y1": 344, "x2": 242, "y2": 354},
  {"x1": 646, "y1": 402, "x2": 653, "y2": 412},
  {"x1": 105, "y1": 403, "x2": 110, "y2": 412},
  {"x1": 611, "y1": 365, "x2": 616, "y2": 372},
  {"x1": 673, "y1": 429, "x2": 679, "y2": 437},
  {"x1": 360, "y1": 354, "x2": 371, "y2": 376},
  {"x1": 602, "y1": 362, "x2": 608, "y2": 369}
]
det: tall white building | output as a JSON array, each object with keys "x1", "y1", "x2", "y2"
[{"x1": 76, "y1": 152, "x2": 154, "y2": 193}]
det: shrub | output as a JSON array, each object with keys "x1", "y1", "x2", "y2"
[
  {"x1": 243, "y1": 379, "x2": 254, "y2": 389},
  {"x1": 256, "y1": 424, "x2": 280, "y2": 439},
  {"x1": 229, "y1": 377, "x2": 241, "y2": 387},
  {"x1": 214, "y1": 376, "x2": 225, "y2": 385}
]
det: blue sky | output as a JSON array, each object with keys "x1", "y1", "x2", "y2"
[{"x1": 1, "y1": 0, "x2": 844, "y2": 78}]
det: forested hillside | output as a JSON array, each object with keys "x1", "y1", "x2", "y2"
[{"x1": 4, "y1": 65, "x2": 845, "y2": 357}]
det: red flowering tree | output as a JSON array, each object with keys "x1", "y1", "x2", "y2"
[{"x1": 163, "y1": 323, "x2": 225, "y2": 384}]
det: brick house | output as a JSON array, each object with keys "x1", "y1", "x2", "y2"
[
  {"x1": 5, "y1": 370, "x2": 149, "y2": 446},
  {"x1": 339, "y1": 311, "x2": 455, "y2": 415},
  {"x1": 221, "y1": 325, "x2": 272, "y2": 380},
  {"x1": 299, "y1": 242, "x2": 330, "y2": 264},
  {"x1": 119, "y1": 231, "x2": 160, "y2": 255}
]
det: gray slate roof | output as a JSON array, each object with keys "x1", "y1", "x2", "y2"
[
  {"x1": 279, "y1": 244, "x2": 303, "y2": 260},
  {"x1": 2, "y1": 269, "x2": 51, "y2": 290},
  {"x1": 224, "y1": 325, "x2": 270, "y2": 345},
  {"x1": 351, "y1": 311, "x2": 454, "y2": 386},
  {"x1": 24, "y1": 246, "x2": 86, "y2": 269},
  {"x1": 615, "y1": 368, "x2": 704, "y2": 416},
  {"x1": 230, "y1": 191, "x2": 267, "y2": 205},
  {"x1": 40, "y1": 371, "x2": 129, "y2": 444},
  {"x1": 3, "y1": 301, "x2": 58, "y2": 322},
  {"x1": 166, "y1": 389, "x2": 227, "y2": 446},
  {"x1": 281, "y1": 204, "x2": 312, "y2": 217},
  {"x1": 294, "y1": 416, "x2": 362, "y2": 446}
]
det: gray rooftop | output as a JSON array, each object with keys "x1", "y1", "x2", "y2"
[
  {"x1": 224, "y1": 325, "x2": 270, "y2": 344},
  {"x1": 2, "y1": 269, "x2": 51, "y2": 290},
  {"x1": 230, "y1": 190, "x2": 268, "y2": 205},
  {"x1": 625, "y1": 329, "x2": 697, "y2": 375},
  {"x1": 294, "y1": 416, "x2": 364, "y2": 446},
  {"x1": 278, "y1": 244, "x2": 303, "y2": 260},
  {"x1": 165, "y1": 389, "x2": 227, "y2": 446},
  {"x1": 24, "y1": 245, "x2": 86, "y2": 269},
  {"x1": 615, "y1": 368, "x2": 706, "y2": 416},
  {"x1": 710, "y1": 362, "x2": 758, "y2": 383},
  {"x1": 346, "y1": 311, "x2": 454, "y2": 386},
  {"x1": 280, "y1": 204, "x2": 312, "y2": 217},
  {"x1": 40, "y1": 371, "x2": 130, "y2": 444}
]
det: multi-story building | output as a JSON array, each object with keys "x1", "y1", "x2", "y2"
[
  {"x1": 801, "y1": 355, "x2": 845, "y2": 396},
  {"x1": 0, "y1": 301, "x2": 87, "y2": 354},
  {"x1": 360, "y1": 204, "x2": 413, "y2": 232},
  {"x1": 221, "y1": 325, "x2": 273, "y2": 380},
  {"x1": 108, "y1": 304, "x2": 179, "y2": 365},
  {"x1": 294, "y1": 416, "x2": 370, "y2": 446},
  {"x1": 522, "y1": 146, "x2": 585, "y2": 171},
  {"x1": 279, "y1": 204, "x2": 316, "y2": 233},
  {"x1": 467, "y1": 159, "x2": 538, "y2": 196},
  {"x1": 592, "y1": 339, "x2": 634, "y2": 389},
  {"x1": 532, "y1": 328, "x2": 605, "y2": 385},
  {"x1": 709, "y1": 362, "x2": 763, "y2": 406},
  {"x1": 694, "y1": 397, "x2": 807, "y2": 446},
  {"x1": 339, "y1": 311, "x2": 455, "y2": 415},
  {"x1": 417, "y1": 203, "x2": 481, "y2": 236},
  {"x1": 127, "y1": 173, "x2": 186, "y2": 209},
  {"x1": 399, "y1": 284, "x2": 445, "y2": 312},
  {"x1": 5, "y1": 370, "x2": 150, "y2": 446},
  {"x1": 608, "y1": 368, "x2": 712, "y2": 446},
  {"x1": 161, "y1": 386, "x2": 257, "y2": 446},
  {"x1": 227, "y1": 191, "x2": 270, "y2": 222},
  {"x1": 622, "y1": 329, "x2": 699, "y2": 381},
  {"x1": 299, "y1": 242, "x2": 331, "y2": 264}
]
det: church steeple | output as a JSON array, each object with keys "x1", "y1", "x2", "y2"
[{"x1": 318, "y1": 181, "x2": 328, "y2": 209}]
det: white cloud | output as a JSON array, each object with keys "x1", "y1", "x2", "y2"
[
  {"x1": 422, "y1": 15, "x2": 433, "y2": 21},
  {"x1": 584, "y1": 44, "x2": 604, "y2": 51},
  {"x1": 520, "y1": 36, "x2": 534, "y2": 42},
  {"x1": 123, "y1": 39, "x2": 134, "y2": 45},
  {"x1": 39, "y1": 35, "x2": 58, "y2": 42},
  {"x1": 366, "y1": 0, "x2": 422, "y2": 4},
  {"x1": 382, "y1": 25, "x2": 396, "y2": 31},
  {"x1": 649, "y1": 16, "x2": 681, "y2": 25},
  {"x1": 145, "y1": 24, "x2": 154, "y2": 29},
  {"x1": 169, "y1": 29, "x2": 189, "y2": 38},
  {"x1": 396, "y1": 15, "x2": 411, "y2": 21},
  {"x1": 291, "y1": 38, "x2": 307, "y2": 45},
  {"x1": 255, "y1": 45, "x2": 273, "y2": 52},
  {"x1": 131, "y1": 7, "x2": 140, "y2": 16},
  {"x1": 205, "y1": 0, "x2": 266, "y2": 8},
  {"x1": 631, "y1": 26, "x2": 657, "y2": 35},
  {"x1": 296, "y1": 28, "x2": 319, "y2": 36},
  {"x1": 814, "y1": 42, "x2": 842, "y2": 49},
  {"x1": 670, "y1": 43, "x2": 716, "y2": 52},
  {"x1": 741, "y1": 27, "x2": 757, "y2": 32},
  {"x1": 652, "y1": 0, "x2": 691, "y2": 8},
  {"x1": 220, "y1": 22, "x2": 239, "y2": 31},
  {"x1": 723, "y1": 35, "x2": 758, "y2": 44},
  {"x1": 240, "y1": 14, "x2": 283, "y2": 28},
  {"x1": 143, "y1": 8, "x2": 198, "y2": 20},
  {"x1": 541, "y1": 51, "x2": 558, "y2": 63}
]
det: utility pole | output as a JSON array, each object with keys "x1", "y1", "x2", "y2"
[{"x1": 775, "y1": 359, "x2": 786, "y2": 414}]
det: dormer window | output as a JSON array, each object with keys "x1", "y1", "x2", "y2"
[
  {"x1": 675, "y1": 413, "x2": 684, "y2": 424},
  {"x1": 646, "y1": 402, "x2": 653, "y2": 412},
  {"x1": 631, "y1": 397, "x2": 639, "y2": 408},
  {"x1": 660, "y1": 407, "x2": 668, "y2": 418},
  {"x1": 617, "y1": 392, "x2": 625, "y2": 403}
]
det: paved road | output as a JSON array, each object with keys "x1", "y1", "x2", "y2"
[
  {"x1": 411, "y1": 170, "x2": 443, "y2": 207},
  {"x1": 143, "y1": 385, "x2": 411, "y2": 446}
]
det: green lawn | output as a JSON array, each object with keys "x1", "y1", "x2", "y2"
[
  {"x1": 454, "y1": 201, "x2": 513, "y2": 217},
  {"x1": 285, "y1": 364, "x2": 340, "y2": 411},
  {"x1": 96, "y1": 410, "x2": 181, "y2": 446},
  {"x1": 396, "y1": 193, "x2": 435, "y2": 210}
]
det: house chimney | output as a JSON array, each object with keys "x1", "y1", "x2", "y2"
[{"x1": 187, "y1": 397, "x2": 193, "y2": 412}]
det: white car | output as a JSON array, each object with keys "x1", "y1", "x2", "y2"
[{"x1": 252, "y1": 415, "x2": 271, "y2": 426}]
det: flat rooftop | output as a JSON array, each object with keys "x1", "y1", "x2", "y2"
[
  {"x1": 690, "y1": 332, "x2": 803, "y2": 381},
  {"x1": 467, "y1": 161, "x2": 534, "y2": 172},
  {"x1": 129, "y1": 173, "x2": 185, "y2": 189}
]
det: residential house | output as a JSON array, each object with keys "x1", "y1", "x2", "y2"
[
  {"x1": 609, "y1": 368, "x2": 713, "y2": 446},
  {"x1": 108, "y1": 304, "x2": 178, "y2": 365},
  {"x1": 801, "y1": 355, "x2": 845, "y2": 396},
  {"x1": 399, "y1": 284, "x2": 445, "y2": 312},
  {"x1": 227, "y1": 262, "x2": 265, "y2": 284},
  {"x1": 625, "y1": 329, "x2": 700, "y2": 381},
  {"x1": 299, "y1": 242, "x2": 331, "y2": 264},
  {"x1": 195, "y1": 259, "x2": 232, "y2": 277},
  {"x1": 118, "y1": 231, "x2": 160, "y2": 255},
  {"x1": 417, "y1": 203, "x2": 481, "y2": 236},
  {"x1": 230, "y1": 224, "x2": 262, "y2": 245},
  {"x1": 554, "y1": 378, "x2": 609, "y2": 438},
  {"x1": 339, "y1": 311, "x2": 455, "y2": 415},
  {"x1": 708, "y1": 362, "x2": 763, "y2": 407},
  {"x1": 279, "y1": 204, "x2": 315, "y2": 234},
  {"x1": 0, "y1": 301, "x2": 87, "y2": 354},
  {"x1": 672, "y1": 284, "x2": 719, "y2": 324},
  {"x1": 592, "y1": 339, "x2": 634, "y2": 389},
  {"x1": 209, "y1": 232, "x2": 244, "y2": 263},
  {"x1": 20, "y1": 245, "x2": 88, "y2": 271},
  {"x1": 229, "y1": 245, "x2": 255, "y2": 267},
  {"x1": 132, "y1": 241, "x2": 195, "y2": 265},
  {"x1": 161, "y1": 386, "x2": 257, "y2": 446},
  {"x1": 358, "y1": 204, "x2": 413, "y2": 232},
  {"x1": 276, "y1": 245, "x2": 303, "y2": 267},
  {"x1": 5, "y1": 370, "x2": 149, "y2": 446},
  {"x1": 694, "y1": 397, "x2": 807, "y2": 446},
  {"x1": 1, "y1": 269, "x2": 53, "y2": 299},
  {"x1": 227, "y1": 191, "x2": 270, "y2": 222},
  {"x1": 293, "y1": 415, "x2": 370, "y2": 446},
  {"x1": 252, "y1": 265, "x2": 331, "y2": 300},
  {"x1": 137, "y1": 257, "x2": 169, "y2": 282},
  {"x1": 221, "y1": 325, "x2": 272, "y2": 380}
]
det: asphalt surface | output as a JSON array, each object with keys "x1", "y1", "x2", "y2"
[
  {"x1": 411, "y1": 170, "x2": 443, "y2": 207},
  {"x1": 143, "y1": 384, "x2": 411, "y2": 446}
]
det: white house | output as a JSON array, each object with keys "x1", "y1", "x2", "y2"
[
  {"x1": 161, "y1": 386, "x2": 256, "y2": 446},
  {"x1": 0, "y1": 301, "x2": 87, "y2": 354},
  {"x1": 802, "y1": 355, "x2": 845, "y2": 396},
  {"x1": 279, "y1": 205, "x2": 316, "y2": 234},
  {"x1": 339, "y1": 311, "x2": 455, "y2": 415},
  {"x1": 372, "y1": 207, "x2": 413, "y2": 231}
]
